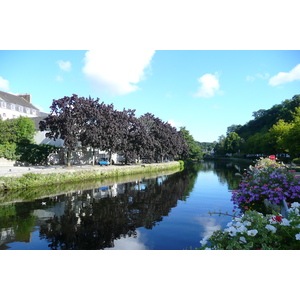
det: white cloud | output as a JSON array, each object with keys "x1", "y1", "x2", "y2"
[
  {"x1": 193, "y1": 72, "x2": 220, "y2": 98},
  {"x1": 269, "y1": 63, "x2": 300, "y2": 86},
  {"x1": 246, "y1": 75, "x2": 255, "y2": 82},
  {"x1": 82, "y1": 50, "x2": 155, "y2": 96},
  {"x1": 57, "y1": 60, "x2": 71, "y2": 72},
  {"x1": 256, "y1": 72, "x2": 270, "y2": 80},
  {"x1": 246, "y1": 73, "x2": 269, "y2": 82},
  {"x1": 104, "y1": 230, "x2": 147, "y2": 250},
  {"x1": 168, "y1": 119, "x2": 183, "y2": 128},
  {"x1": 0, "y1": 76, "x2": 9, "y2": 90},
  {"x1": 56, "y1": 75, "x2": 63, "y2": 82}
]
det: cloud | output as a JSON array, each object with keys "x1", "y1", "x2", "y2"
[
  {"x1": 0, "y1": 76, "x2": 9, "y2": 90},
  {"x1": 104, "y1": 230, "x2": 147, "y2": 250},
  {"x1": 56, "y1": 75, "x2": 63, "y2": 82},
  {"x1": 246, "y1": 73, "x2": 269, "y2": 82},
  {"x1": 193, "y1": 72, "x2": 220, "y2": 98},
  {"x1": 246, "y1": 75, "x2": 255, "y2": 82},
  {"x1": 269, "y1": 63, "x2": 300, "y2": 86},
  {"x1": 168, "y1": 119, "x2": 183, "y2": 128},
  {"x1": 57, "y1": 60, "x2": 71, "y2": 72},
  {"x1": 82, "y1": 50, "x2": 155, "y2": 96}
]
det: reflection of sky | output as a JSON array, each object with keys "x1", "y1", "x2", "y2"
[
  {"x1": 104, "y1": 230, "x2": 148, "y2": 250},
  {"x1": 194, "y1": 216, "x2": 222, "y2": 238}
]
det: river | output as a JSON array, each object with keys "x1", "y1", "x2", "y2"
[{"x1": 0, "y1": 160, "x2": 250, "y2": 250}]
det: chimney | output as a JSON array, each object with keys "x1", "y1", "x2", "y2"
[{"x1": 17, "y1": 93, "x2": 31, "y2": 103}]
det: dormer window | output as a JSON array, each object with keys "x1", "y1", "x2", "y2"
[
  {"x1": 1, "y1": 101, "x2": 6, "y2": 108},
  {"x1": 26, "y1": 108, "x2": 30, "y2": 114},
  {"x1": 19, "y1": 106, "x2": 23, "y2": 112}
]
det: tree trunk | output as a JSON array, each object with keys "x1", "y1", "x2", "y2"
[
  {"x1": 67, "y1": 149, "x2": 72, "y2": 167},
  {"x1": 91, "y1": 148, "x2": 95, "y2": 166}
]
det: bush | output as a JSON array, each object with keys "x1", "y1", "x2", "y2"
[
  {"x1": 16, "y1": 143, "x2": 58, "y2": 165},
  {"x1": 0, "y1": 143, "x2": 20, "y2": 160},
  {"x1": 199, "y1": 203, "x2": 300, "y2": 250},
  {"x1": 293, "y1": 158, "x2": 300, "y2": 165}
]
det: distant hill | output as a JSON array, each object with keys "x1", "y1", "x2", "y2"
[{"x1": 233, "y1": 94, "x2": 300, "y2": 140}]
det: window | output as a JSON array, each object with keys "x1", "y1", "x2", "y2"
[
  {"x1": 11, "y1": 104, "x2": 15, "y2": 110},
  {"x1": 19, "y1": 106, "x2": 23, "y2": 112},
  {"x1": 26, "y1": 108, "x2": 30, "y2": 114},
  {"x1": 1, "y1": 101, "x2": 6, "y2": 108},
  {"x1": 32, "y1": 109, "x2": 36, "y2": 115}
]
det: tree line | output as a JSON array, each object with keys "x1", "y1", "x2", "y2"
[
  {"x1": 213, "y1": 94, "x2": 300, "y2": 159},
  {"x1": 39, "y1": 94, "x2": 196, "y2": 166}
]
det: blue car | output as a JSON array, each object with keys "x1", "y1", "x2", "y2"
[{"x1": 98, "y1": 160, "x2": 110, "y2": 166}]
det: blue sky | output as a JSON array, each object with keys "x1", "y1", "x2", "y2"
[{"x1": 0, "y1": 50, "x2": 299, "y2": 142}]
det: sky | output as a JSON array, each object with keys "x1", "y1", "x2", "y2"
[
  {"x1": 1, "y1": 50, "x2": 299, "y2": 142},
  {"x1": 1, "y1": 0, "x2": 300, "y2": 292}
]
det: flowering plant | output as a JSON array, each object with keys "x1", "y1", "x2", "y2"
[
  {"x1": 199, "y1": 202, "x2": 300, "y2": 250},
  {"x1": 231, "y1": 158, "x2": 300, "y2": 212}
]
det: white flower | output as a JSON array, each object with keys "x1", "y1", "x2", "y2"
[
  {"x1": 225, "y1": 226, "x2": 237, "y2": 236},
  {"x1": 265, "y1": 224, "x2": 277, "y2": 233},
  {"x1": 236, "y1": 225, "x2": 247, "y2": 233},
  {"x1": 291, "y1": 202, "x2": 300, "y2": 208},
  {"x1": 281, "y1": 218, "x2": 291, "y2": 226},
  {"x1": 295, "y1": 233, "x2": 300, "y2": 240},
  {"x1": 243, "y1": 221, "x2": 252, "y2": 227},
  {"x1": 239, "y1": 236, "x2": 247, "y2": 244},
  {"x1": 247, "y1": 229, "x2": 258, "y2": 237}
]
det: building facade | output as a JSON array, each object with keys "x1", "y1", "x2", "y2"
[{"x1": 0, "y1": 90, "x2": 41, "y2": 120}]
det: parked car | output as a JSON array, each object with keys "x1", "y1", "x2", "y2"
[{"x1": 98, "y1": 159, "x2": 110, "y2": 166}]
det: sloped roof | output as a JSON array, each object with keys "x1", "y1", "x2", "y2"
[{"x1": 0, "y1": 90, "x2": 40, "y2": 111}]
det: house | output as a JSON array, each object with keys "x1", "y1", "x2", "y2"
[{"x1": 0, "y1": 90, "x2": 45, "y2": 120}]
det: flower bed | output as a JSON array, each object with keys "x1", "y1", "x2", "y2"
[
  {"x1": 199, "y1": 202, "x2": 300, "y2": 250},
  {"x1": 231, "y1": 158, "x2": 300, "y2": 213}
]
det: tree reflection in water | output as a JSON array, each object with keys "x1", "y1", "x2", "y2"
[
  {"x1": 39, "y1": 170, "x2": 196, "y2": 250},
  {"x1": 0, "y1": 161, "x2": 247, "y2": 250}
]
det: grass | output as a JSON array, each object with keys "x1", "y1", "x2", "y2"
[{"x1": 0, "y1": 162, "x2": 182, "y2": 191}]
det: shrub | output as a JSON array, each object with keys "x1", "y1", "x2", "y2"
[
  {"x1": 0, "y1": 142, "x2": 20, "y2": 160},
  {"x1": 293, "y1": 158, "x2": 300, "y2": 165},
  {"x1": 16, "y1": 144, "x2": 58, "y2": 165}
]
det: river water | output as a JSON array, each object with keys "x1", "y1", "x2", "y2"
[{"x1": 0, "y1": 160, "x2": 250, "y2": 250}]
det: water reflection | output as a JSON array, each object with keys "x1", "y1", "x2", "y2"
[{"x1": 0, "y1": 161, "x2": 248, "y2": 250}]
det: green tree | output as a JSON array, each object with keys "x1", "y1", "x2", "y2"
[
  {"x1": 179, "y1": 127, "x2": 203, "y2": 160},
  {"x1": 269, "y1": 119, "x2": 292, "y2": 154},
  {"x1": 224, "y1": 132, "x2": 242, "y2": 154}
]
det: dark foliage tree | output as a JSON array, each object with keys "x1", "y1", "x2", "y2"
[{"x1": 39, "y1": 94, "x2": 89, "y2": 166}]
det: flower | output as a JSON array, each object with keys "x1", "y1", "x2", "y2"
[
  {"x1": 281, "y1": 218, "x2": 291, "y2": 226},
  {"x1": 224, "y1": 226, "x2": 237, "y2": 237},
  {"x1": 247, "y1": 229, "x2": 258, "y2": 237},
  {"x1": 265, "y1": 224, "x2": 277, "y2": 233},
  {"x1": 291, "y1": 202, "x2": 300, "y2": 208},
  {"x1": 199, "y1": 207, "x2": 300, "y2": 250}
]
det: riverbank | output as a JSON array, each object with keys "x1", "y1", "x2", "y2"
[{"x1": 0, "y1": 161, "x2": 181, "y2": 191}]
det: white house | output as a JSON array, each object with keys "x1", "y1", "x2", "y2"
[{"x1": 0, "y1": 90, "x2": 44, "y2": 120}]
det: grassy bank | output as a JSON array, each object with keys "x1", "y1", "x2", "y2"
[{"x1": 0, "y1": 161, "x2": 182, "y2": 191}]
